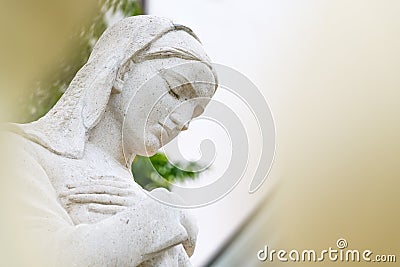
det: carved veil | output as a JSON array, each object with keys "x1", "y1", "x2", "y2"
[{"x1": 10, "y1": 16, "x2": 199, "y2": 159}]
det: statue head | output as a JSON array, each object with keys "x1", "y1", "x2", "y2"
[
  {"x1": 117, "y1": 28, "x2": 217, "y2": 158},
  {"x1": 13, "y1": 16, "x2": 217, "y2": 159}
]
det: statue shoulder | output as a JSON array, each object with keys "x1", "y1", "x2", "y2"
[
  {"x1": 0, "y1": 124, "x2": 44, "y2": 162},
  {"x1": 0, "y1": 125, "x2": 73, "y2": 221}
]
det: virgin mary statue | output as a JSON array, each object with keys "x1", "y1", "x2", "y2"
[{"x1": 2, "y1": 15, "x2": 217, "y2": 266}]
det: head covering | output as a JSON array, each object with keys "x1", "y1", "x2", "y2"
[{"x1": 10, "y1": 15, "x2": 205, "y2": 159}]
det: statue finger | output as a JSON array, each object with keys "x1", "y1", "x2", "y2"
[
  {"x1": 59, "y1": 185, "x2": 136, "y2": 197},
  {"x1": 88, "y1": 203, "x2": 127, "y2": 214},
  {"x1": 66, "y1": 180, "x2": 132, "y2": 189},
  {"x1": 67, "y1": 194, "x2": 135, "y2": 206},
  {"x1": 179, "y1": 211, "x2": 198, "y2": 257}
]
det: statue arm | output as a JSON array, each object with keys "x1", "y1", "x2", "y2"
[
  {"x1": 55, "y1": 198, "x2": 191, "y2": 266},
  {"x1": 7, "y1": 133, "x2": 194, "y2": 266}
]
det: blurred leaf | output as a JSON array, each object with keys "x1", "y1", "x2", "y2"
[{"x1": 132, "y1": 153, "x2": 201, "y2": 191}]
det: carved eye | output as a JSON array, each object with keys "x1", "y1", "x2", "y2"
[
  {"x1": 168, "y1": 89, "x2": 180, "y2": 99},
  {"x1": 161, "y1": 68, "x2": 196, "y2": 101},
  {"x1": 168, "y1": 84, "x2": 193, "y2": 101}
]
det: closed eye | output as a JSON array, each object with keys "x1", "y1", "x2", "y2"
[
  {"x1": 161, "y1": 68, "x2": 197, "y2": 101},
  {"x1": 168, "y1": 89, "x2": 180, "y2": 99}
]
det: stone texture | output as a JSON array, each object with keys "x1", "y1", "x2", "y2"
[{"x1": 7, "y1": 15, "x2": 217, "y2": 266}]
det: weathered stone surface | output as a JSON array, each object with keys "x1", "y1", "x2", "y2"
[{"x1": 7, "y1": 15, "x2": 217, "y2": 266}]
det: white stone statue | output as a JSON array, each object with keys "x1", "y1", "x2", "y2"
[{"x1": 5, "y1": 15, "x2": 217, "y2": 266}]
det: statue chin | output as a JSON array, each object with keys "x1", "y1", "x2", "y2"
[
  {"x1": 134, "y1": 133, "x2": 162, "y2": 157},
  {"x1": 139, "y1": 147, "x2": 158, "y2": 157}
]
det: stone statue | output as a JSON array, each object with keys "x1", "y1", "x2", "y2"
[{"x1": 5, "y1": 15, "x2": 217, "y2": 266}]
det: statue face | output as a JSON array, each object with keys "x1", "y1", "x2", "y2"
[{"x1": 117, "y1": 31, "x2": 217, "y2": 158}]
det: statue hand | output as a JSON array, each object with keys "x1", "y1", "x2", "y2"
[
  {"x1": 60, "y1": 180, "x2": 198, "y2": 262},
  {"x1": 149, "y1": 188, "x2": 198, "y2": 257},
  {"x1": 139, "y1": 244, "x2": 192, "y2": 267},
  {"x1": 59, "y1": 178, "x2": 142, "y2": 215}
]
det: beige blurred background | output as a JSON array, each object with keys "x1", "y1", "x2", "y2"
[
  {"x1": 1, "y1": 0, "x2": 399, "y2": 266},
  {"x1": 0, "y1": 0, "x2": 99, "y2": 121}
]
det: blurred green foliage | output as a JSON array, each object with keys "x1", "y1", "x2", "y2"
[
  {"x1": 132, "y1": 153, "x2": 200, "y2": 191},
  {"x1": 20, "y1": 0, "x2": 143, "y2": 123},
  {"x1": 21, "y1": 0, "x2": 200, "y2": 191}
]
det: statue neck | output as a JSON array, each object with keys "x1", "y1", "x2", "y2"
[{"x1": 87, "y1": 105, "x2": 134, "y2": 169}]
